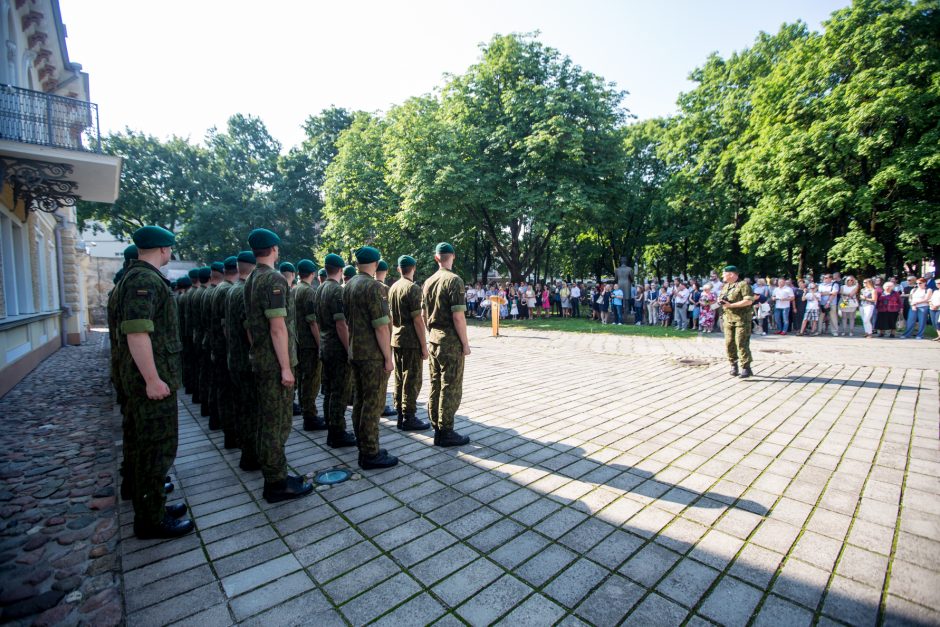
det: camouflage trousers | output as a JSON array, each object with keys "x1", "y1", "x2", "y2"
[
  {"x1": 393, "y1": 347, "x2": 423, "y2": 415},
  {"x1": 212, "y1": 353, "x2": 235, "y2": 437},
  {"x1": 231, "y1": 370, "x2": 260, "y2": 465},
  {"x1": 724, "y1": 318, "x2": 753, "y2": 368},
  {"x1": 255, "y1": 371, "x2": 293, "y2": 483},
  {"x1": 321, "y1": 351, "x2": 350, "y2": 431},
  {"x1": 297, "y1": 348, "x2": 321, "y2": 418},
  {"x1": 351, "y1": 359, "x2": 390, "y2": 457},
  {"x1": 428, "y1": 343, "x2": 464, "y2": 431},
  {"x1": 188, "y1": 342, "x2": 201, "y2": 401},
  {"x1": 126, "y1": 392, "x2": 178, "y2": 525}
]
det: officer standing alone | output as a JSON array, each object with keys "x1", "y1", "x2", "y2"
[{"x1": 719, "y1": 265, "x2": 755, "y2": 378}]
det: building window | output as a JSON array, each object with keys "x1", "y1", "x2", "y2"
[{"x1": 0, "y1": 210, "x2": 34, "y2": 316}]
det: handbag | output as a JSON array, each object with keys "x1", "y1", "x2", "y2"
[
  {"x1": 709, "y1": 303, "x2": 720, "y2": 311},
  {"x1": 596, "y1": 295, "x2": 604, "y2": 304},
  {"x1": 662, "y1": 303, "x2": 673, "y2": 314}
]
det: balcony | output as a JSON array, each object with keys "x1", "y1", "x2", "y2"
[
  {"x1": 0, "y1": 85, "x2": 119, "y2": 206},
  {"x1": 0, "y1": 84, "x2": 101, "y2": 153}
]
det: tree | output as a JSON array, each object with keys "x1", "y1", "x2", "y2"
[{"x1": 77, "y1": 130, "x2": 209, "y2": 247}]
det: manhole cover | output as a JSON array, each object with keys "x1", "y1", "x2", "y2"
[
  {"x1": 314, "y1": 468, "x2": 352, "y2": 485},
  {"x1": 676, "y1": 358, "x2": 711, "y2": 367}
]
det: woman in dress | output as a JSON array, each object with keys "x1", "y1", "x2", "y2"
[
  {"x1": 698, "y1": 283, "x2": 717, "y2": 333},
  {"x1": 657, "y1": 285, "x2": 671, "y2": 327},
  {"x1": 540, "y1": 284, "x2": 550, "y2": 318},
  {"x1": 875, "y1": 281, "x2": 902, "y2": 338},
  {"x1": 859, "y1": 278, "x2": 877, "y2": 338},
  {"x1": 560, "y1": 282, "x2": 572, "y2": 318},
  {"x1": 525, "y1": 284, "x2": 536, "y2": 320}
]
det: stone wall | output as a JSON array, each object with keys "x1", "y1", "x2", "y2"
[{"x1": 85, "y1": 256, "x2": 122, "y2": 327}]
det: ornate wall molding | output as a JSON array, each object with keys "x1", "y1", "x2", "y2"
[{"x1": 0, "y1": 156, "x2": 79, "y2": 213}]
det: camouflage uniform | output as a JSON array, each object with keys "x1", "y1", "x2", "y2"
[
  {"x1": 293, "y1": 280, "x2": 321, "y2": 420},
  {"x1": 200, "y1": 284, "x2": 219, "y2": 425},
  {"x1": 115, "y1": 260, "x2": 181, "y2": 526},
  {"x1": 721, "y1": 280, "x2": 754, "y2": 368},
  {"x1": 245, "y1": 263, "x2": 297, "y2": 483},
  {"x1": 389, "y1": 276, "x2": 424, "y2": 415},
  {"x1": 193, "y1": 285, "x2": 214, "y2": 414},
  {"x1": 225, "y1": 278, "x2": 260, "y2": 466},
  {"x1": 317, "y1": 278, "x2": 350, "y2": 432},
  {"x1": 423, "y1": 267, "x2": 467, "y2": 430},
  {"x1": 343, "y1": 272, "x2": 391, "y2": 456},
  {"x1": 186, "y1": 284, "x2": 204, "y2": 403},
  {"x1": 176, "y1": 286, "x2": 191, "y2": 393},
  {"x1": 210, "y1": 280, "x2": 235, "y2": 440}
]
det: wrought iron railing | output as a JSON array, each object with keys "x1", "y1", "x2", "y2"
[{"x1": 0, "y1": 84, "x2": 102, "y2": 153}]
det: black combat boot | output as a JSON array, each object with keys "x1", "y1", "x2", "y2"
[
  {"x1": 400, "y1": 413, "x2": 431, "y2": 432},
  {"x1": 382, "y1": 404, "x2": 397, "y2": 417},
  {"x1": 730, "y1": 363, "x2": 739, "y2": 377},
  {"x1": 358, "y1": 450, "x2": 399, "y2": 470},
  {"x1": 739, "y1": 367, "x2": 753, "y2": 378},
  {"x1": 238, "y1": 452, "x2": 261, "y2": 472},
  {"x1": 396, "y1": 409, "x2": 404, "y2": 429},
  {"x1": 208, "y1": 414, "x2": 222, "y2": 431},
  {"x1": 200, "y1": 403, "x2": 210, "y2": 417},
  {"x1": 303, "y1": 415, "x2": 327, "y2": 431},
  {"x1": 165, "y1": 503, "x2": 188, "y2": 519},
  {"x1": 263, "y1": 475, "x2": 313, "y2": 503},
  {"x1": 223, "y1": 433, "x2": 240, "y2": 450},
  {"x1": 292, "y1": 401, "x2": 303, "y2": 416},
  {"x1": 434, "y1": 428, "x2": 470, "y2": 447},
  {"x1": 326, "y1": 429, "x2": 357, "y2": 448},
  {"x1": 133, "y1": 515, "x2": 194, "y2": 540}
]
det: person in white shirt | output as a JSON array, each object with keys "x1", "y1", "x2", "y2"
[
  {"x1": 839, "y1": 276, "x2": 860, "y2": 336},
  {"x1": 859, "y1": 278, "x2": 878, "y2": 338},
  {"x1": 929, "y1": 284, "x2": 940, "y2": 342},
  {"x1": 817, "y1": 275, "x2": 839, "y2": 336},
  {"x1": 800, "y1": 283, "x2": 821, "y2": 335},
  {"x1": 902, "y1": 277, "x2": 932, "y2": 339},
  {"x1": 771, "y1": 279, "x2": 794, "y2": 335},
  {"x1": 570, "y1": 283, "x2": 581, "y2": 318},
  {"x1": 673, "y1": 283, "x2": 690, "y2": 329}
]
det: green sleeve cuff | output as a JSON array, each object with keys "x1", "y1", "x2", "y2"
[
  {"x1": 450, "y1": 305, "x2": 467, "y2": 313},
  {"x1": 371, "y1": 315, "x2": 390, "y2": 328},
  {"x1": 121, "y1": 319, "x2": 154, "y2": 334},
  {"x1": 332, "y1": 313, "x2": 346, "y2": 321},
  {"x1": 305, "y1": 313, "x2": 318, "y2": 323},
  {"x1": 264, "y1": 307, "x2": 287, "y2": 319},
  {"x1": 410, "y1": 309, "x2": 423, "y2": 319}
]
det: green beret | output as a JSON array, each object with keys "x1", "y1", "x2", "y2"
[
  {"x1": 435, "y1": 242, "x2": 455, "y2": 255},
  {"x1": 198, "y1": 267, "x2": 211, "y2": 281},
  {"x1": 123, "y1": 245, "x2": 138, "y2": 261},
  {"x1": 297, "y1": 259, "x2": 316, "y2": 275},
  {"x1": 324, "y1": 253, "x2": 345, "y2": 269},
  {"x1": 343, "y1": 265, "x2": 356, "y2": 278},
  {"x1": 177, "y1": 276, "x2": 192, "y2": 288},
  {"x1": 223, "y1": 256, "x2": 238, "y2": 270},
  {"x1": 397, "y1": 255, "x2": 416, "y2": 268},
  {"x1": 318, "y1": 268, "x2": 327, "y2": 278},
  {"x1": 237, "y1": 250, "x2": 256, "y2": 264},
  {"x1": 211, "y1": 261, "x2": 225, "y2": 273},
  {"x1": 376, "y1": 259, "x2": 389, "y2": 272},
  {"x1": 354, "y1": 246, "x2": 381, "y2": 264},
  {"x1": 132, "y1": 225, "x2": 175, "y2": 249},
  {"x1": 187, "y1": 268, "x2": 198, "y2": 279},
  {"x1": 247, "y1": 228, "x2": 280, "y2": 249},
  {"x1": 113, "y1": 268, "x2": 124, "y2": 283},
  {"x1": 723, "y1": 265, "x2": 739, "y2": 274},
  {"x1": 279, "y1": 262, "x2": 296, "y2": 274},
  {"x1": 170, "y1": 279, "x2": 178, "y2": 289}
]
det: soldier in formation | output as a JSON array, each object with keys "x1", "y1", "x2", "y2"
[{"x1": 112, "y1": 228, "x2": 478, "y2": 537}]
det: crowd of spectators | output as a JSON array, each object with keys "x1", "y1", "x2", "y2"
[{"x1": 465, "y1": 271, "x2": 939, "y2": 341}]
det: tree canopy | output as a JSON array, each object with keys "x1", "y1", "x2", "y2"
[{"x1": 83, "y1": 1, "x2": 939, "y2": 280}]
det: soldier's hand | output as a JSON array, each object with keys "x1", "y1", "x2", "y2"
[
  {"x1": 146, "y1": 379, "x2": 171, "y2": 400},
  {"x1": 383, "y1": 357, "x2": 393, "y2": 373},
  {"x1": 421, "y1": 348, "x2": 429, "y2": 360},
  {"x1": 462, "y1": 344, "x2": 472, "y2": 356},
  {"x1": 281, "y1": 368, "x2": 295, "y2": 388}
]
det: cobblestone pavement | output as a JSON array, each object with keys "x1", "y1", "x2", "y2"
[
  {"x1": 0, "y1": 331, "x2": 121, "y2": 625},
  {"x1": 6, "y1": 326, "x2": 937, "y2": 625}
]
